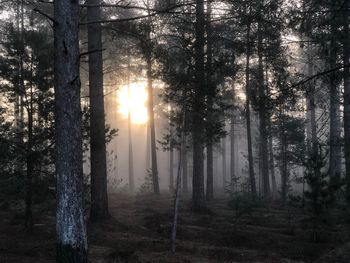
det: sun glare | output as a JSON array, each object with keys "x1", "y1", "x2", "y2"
[{"x1": 117, "y1": 82, "x2": 148, "y2": 124}]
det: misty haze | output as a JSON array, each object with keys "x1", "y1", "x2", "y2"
[{"x1": 0, "y1": 0, "x2": 349, "y2": 262}]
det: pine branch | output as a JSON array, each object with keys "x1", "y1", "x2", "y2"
[{"x1": 291, "y1": 64, "x2": 350, "y2": 88}]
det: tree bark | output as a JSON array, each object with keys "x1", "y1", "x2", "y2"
[
  {"x1": 171, "y1": 109, "x2": 186, "y2": 253},
  {"x1": 244, "y1": 21, "x2": 257, "y2": 199},
  {"x1": 343, "y1": 0, "x2": 350, "y2": 202},
  {"x1": 230, "y1": 109, "x2": 235, "y2": 191},
  {"x1": 222, "y1": 137, "x2": 227, "y2": 189},
  {"x1": 54, "y1": 0, "x2": 88, "y2": 261},
  {"x1": 306, "y1": 47, "x2": 317, "y2": 155},
  {"x1": 205, "y1": 0, "x2": 214, "y2": 201},
  {"x1": 328, "y1": 0, "x2": 341, "y2": 181},
  {"x1": 128, "y1": 99, "x2": 135, "y2": 191},
  {"x1": 257, "y1": 23, "x2": 270, "y2": 200},
  {"x1": 268, "y1": 134, "x2": 277, "y2": 198},
  {"x1": 279, "y1": 107, "x2": 288, "y2": 206},
  {"x1": 182, "y1": 136, "x2": 188, "y2": 193},
  {"x1": 147, "y1": 56, "x2": 160, "y2": 195},
  {"x1": 206, "y1": 144, "x2": 214, "y2": 200},
  {"x1": 146, "y1": 122, "x2": 151, "y2": 171},
  {"x1": 192, "y1": 0, "x2": 206, "y2": 210},
  {"x1": 170, "y1": 146, "x2": 174, "y2": 191},
  {"x1": 87, "y1": 0, "x2": 109, "y2": 221},
  {"x1": 25, "y1": 63, "x2": 35, "y2": 230},
  {"x1": 25, "y1": 99, "x2": 33, "y2": 230}
]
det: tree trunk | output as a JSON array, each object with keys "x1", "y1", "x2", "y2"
[
  {"x1": 244, "y1": 21, "x2": 257, "y2": 200},
  {"x1": 182, "y1": 136, "x2": 188, "y2": 193},
  {"x1": 170, "y1": 146, "x2": 174, "y2": 191},
  {"x1": 146, "y1": 122, "x2": 151, "y2": 172},
  {"x1": 25, "y1": 63, "x2": 35, "y2": 230},
  {"x1": 306, "y1": 47, "x2": 317, "y2": 155},
  {"x1": 147, "y1": 56, "x2": 160, "y2": 195},
  {"x1": 257, "y1": 24, "x2": 270, "y2": 200},
  {"x1": 328, "y1": 0, "x2": 341, "y2": 181},
  {"x1": 343, "y1": 1, "x2": 350, "y2": 202},
  {"x1": 205, "y1": 0, "x2": 214, "y2": 201},
  {"x1": 192, "y1": 0, "x2": 206, "y2": 210},
  {"x1": 268, "y1": 134, "x2": 277, "y2": 198},
  {"x1": 54, "y1": 0, "x2": 88, "y2": 261},
  {"x1": 230, "y1": 112, "x2": 235, "y2": 191},
  {"x1": 206, "y1": 144, "x2": 214, "y2": 200},
  {"x1": 87, "y1": 0, "x2": 109, "y2": 221},
  {"x1": 222, "y1": 137, "x2": 227, "y2": 189},
  {"x1": 128, "y1": 103, "x2": 135, "y2": 191},
  {"x1": 25, "y1": 101, "x2": 33, "y2": 230},
  {"x1": 171, "y1": 109, "x2": 186, "y2": 253},
  {"x1": 280, "y1": 108, "x2": 288, "y2": 206}
]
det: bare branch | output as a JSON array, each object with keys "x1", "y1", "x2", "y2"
[
  {"x1": 33, "y1": 8, "x2": 56, "y2": 24},
  {"x1": 79, "y1": 48, "x2": 106, "y2": 58}
]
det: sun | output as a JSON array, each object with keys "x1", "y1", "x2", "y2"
[{"x1": 117, "y1": 82, "x2": 148, "y2": 124}]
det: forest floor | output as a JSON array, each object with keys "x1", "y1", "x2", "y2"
[{"x1": 0, "y1": 192, "x2": 349, "y2": 262}]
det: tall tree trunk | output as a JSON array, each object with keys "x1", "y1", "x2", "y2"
[
  {"x1": 343, "y1": 0, "x2": 350, "y2": 202},
  {"x1": 222, "y1": 137, "x2": 227, "y2": 188},
  {"x1": 182, "y1": 136, "x2": 188, "y2": 193},
  {"x1": 146, "y1": 122, "x2": 151, "y2": 171},
  {"x1": 128, "y1": 100, "x2": 135, "y2": 191},
  {"x1": 54, "y1": 0, "x2": 88, "y2": 261},
  {"x1": 147, "y1": 56, "x2": 160, "y2": 195},
  {"x1": 14, "y1": 0, "x2": 25, "y2": 180},
  {"x1": 206, "y1": 144, "x2": 214, "y2": 200},
  {"x1": 170, "y1": 146, "x2": 174, "y2": 191},
  {"x1": 230, "y1": 108, "x2": 235, "y2": 190},
  {"x1": 205, "y1": 0, "x2": 214, "y2": 201},
  {"x1": 268, "y1": 134, "x2": 277, "y2": 198},
  {"x1": 244, "y1": 21, "x2": 257, "y2": 199},
  {"x1": 192, "y1": 0, "x2": 206, "y2": 210},
  {"x1": 306, "y1": 47, "x2": 317, "y2": 155},
  {"x1": 87, "y1": 0, "x2": 109, "y2": 221},
  {"x1": 257, "y1": 23, "x2": 270, "y2": 200},
  {"x1": 329, "y1": 26, "x2": 341, "y2": 179},
  {"x1": 171, "y1": 108, "x2": 186, "y2": 253},
  {"x1": 279, "y1": 107, "x2": 288, "y2": 206},
  {"x1": 280, "y1": 131, "x2": 288, "y2": 206},
  {"x1": 14, "y1": 0, "x2": 22, "y2": 138},
  {"x1": 25, "y1": 62, "x2": 34, "y2": 230}
]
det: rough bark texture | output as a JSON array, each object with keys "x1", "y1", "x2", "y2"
[
  {"x1": 192, "y1": 0, "x2": 206, "y2": 210},
  {"x1": 245, "y1": 21, "x2": 257, "y2": 199},
  {"x1": 54, "y1": 0, "x2": 88, "y2": 261},
  {"x1": 87, "y1": 0, "x2": 109, "y2": 221},
  {"x1": 257, "y1": 26, "x2": 270, "y2": 200},
  {"x1": 147, "y1": 56, "x2": 160, "y2": 195},
  {"x1": 343, "y1": 1, "x2": 350, "y2": 202}
]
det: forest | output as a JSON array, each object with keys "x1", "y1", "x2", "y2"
[{"x1": 0, "y1": 0, "x2": 349, "y2": 262}]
